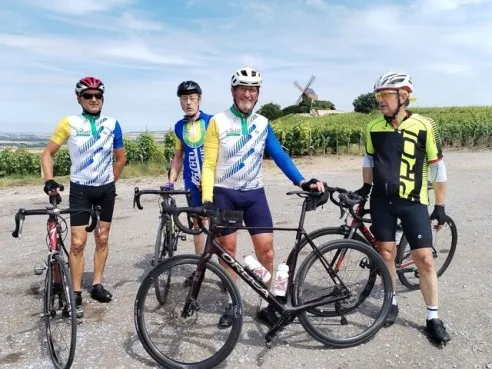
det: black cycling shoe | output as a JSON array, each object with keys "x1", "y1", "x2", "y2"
[
  {"x1": 256, "y1": 305, "x2": 280, "y2": 328},
  {"x1": 74, "y1": 291, "x2": 84, "y2": 318},
  {"x1": 218, "y1": 304, "x2": 235, "y2": 329},
  {"x1": 385, "y1": 304, "x2": 399, "y2": 326},
  {"x1": 90, "y1": 284, "x2": 112, "y2": 303},
  {"x1": 426, "y1": 318, "x2": 451, "y2": 345}
]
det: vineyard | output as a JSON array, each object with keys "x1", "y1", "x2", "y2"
[{"x1": 1, "y1": 106, "x2": 492, "y2": 178}]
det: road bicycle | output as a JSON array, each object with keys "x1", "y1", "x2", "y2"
[
  {"x1": 296, "y1": 192, "x2": 457, "y2": 290},
  {"x1": 133, "y1": 186, "x2": 192, "y2": 304},
  {"x1": 11, "y1": 189, "x2": 100, "y2": 369},
  {"x1": 134, "y1": 184, "x2": 392, "y2": 369}
]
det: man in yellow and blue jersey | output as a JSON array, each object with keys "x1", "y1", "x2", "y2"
[
  {"x1": 354, "y1": 71, "x2": 451, "y2": 345},
  {"x1": 41, "y1": 76, "x2": 126, "y2": 318},
  {"x1": 165, "y1": 81, "x2": 212, "y2": 257}
]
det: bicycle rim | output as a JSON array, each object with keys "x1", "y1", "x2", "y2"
[
  {"x1": 154, "y1": 222, "x2": 173, "y2": 305},
  {"x1": 135, "y1": 255, "x2": 242, "y2": 369},
  {"x1": 44, "y1": 253, "x2": 77, "y2": 369},
  {"x1": 293, "y1": 227, "x2": 374, "y2": 316},
  {"x1": 396, "y1": 215, "x2": 457, "y2": 290},
  {"x1": 295, "y1": 239, "x2": 392, "y2": 348}
]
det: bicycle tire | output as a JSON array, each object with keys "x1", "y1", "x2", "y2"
[
  {"x1": 294, "y1": 227, "x2": 376, "y2": 316},
  {"x1": 45, "y1": 253, "x2": 77, "y2": 369},
  {"x1": 135, "y1": 255, "x2": 242, "y2": 369},
  {"x1": 294, "y1": 239, "x2": 392, "y2": 348},
  {"x1": 153, "y1": 219, "x2": 174, "y2": 304},
  {"x1": 396, "y1": 215, "x2": 458, "y2": 290}
]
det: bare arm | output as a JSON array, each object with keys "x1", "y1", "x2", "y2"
[
  {"x1": 168, "y1": 149, "x2": 184, "y2": 183},
  {"x1": 362, "y1": 167, "x2": 373, "y2": 185},
  {"x1": 113, "y1": 147, "x2": 126, "y2": 181},
  {"x1": 433, "y1": 182, "x2": 446, "y2": 205},
  {"x1": 41, "y1": 141, "x2": 61, "y2": 180}
]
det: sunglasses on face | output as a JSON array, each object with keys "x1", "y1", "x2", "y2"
[
  {"x1": 81, "y1": 92, "x2": 103, "y2": 100},
  {"x1": 375, "y1": 90, "x2": 400, "y2": 101}
]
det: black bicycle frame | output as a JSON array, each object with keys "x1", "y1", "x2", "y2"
[{"x1": 185, "y1": 199, "x2": 351, "y2": 319}]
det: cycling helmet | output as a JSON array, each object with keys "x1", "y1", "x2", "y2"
[
  {"x1": 177, "y1": 81, "x2": 202, "y2": 96},
  {"x1": 231, "y1": 67, "x2": 262, "y2": 87},
  {"x1": 374, "y1": 72, "x2": 413, "y2": 93},
  {"x1": 75, "y1": 76, "x2": 105, "y2": 95}
]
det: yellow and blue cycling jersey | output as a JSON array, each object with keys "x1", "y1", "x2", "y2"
[
  {"x1": 51, "y1": 113, "x2": 124, "y2": 186},
  {"x1": 201, "y1": 106, "x2": 304, "y2": 203},
  {"x1": 365, "y1": 112, "x2": 442, "y2": 205},
  {"x1": 174, "y1": 110, "x2": 212, "y2": 190}
]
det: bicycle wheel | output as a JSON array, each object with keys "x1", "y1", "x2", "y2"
[
  {"x1": 396, "y1": 215, "x2": 458, "y2": 290},
  {"x1": 44, "y1": 253, "x2": 77, "y2": 369},
  {"x1": 154, "y1": 218, "x2": 174, "y2": 304},
  {"x1": 294, "y1": 239, "x2": 392, "y2": 348},
  {"x1": 135, "y1": 255, "x2": 242, "y2": 369},
  {"x1": 294, "y1": 227, "x2": 376, "y2": 316}
]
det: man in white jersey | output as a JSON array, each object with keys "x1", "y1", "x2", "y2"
[
  {"x1": 202, "y1": 67, "x2": 323, "y2": 328},
  {"x1": 41, "y1": 76, "x2": 126, "y2": 318}
]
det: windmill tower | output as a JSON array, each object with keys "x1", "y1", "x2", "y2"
[{"x1": 294, "y1": 75, "x2": 319, "y2": 115}]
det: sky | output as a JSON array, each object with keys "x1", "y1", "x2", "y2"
[{"x1": 1, "y1": 0, "x2": 491, "y2": 133}]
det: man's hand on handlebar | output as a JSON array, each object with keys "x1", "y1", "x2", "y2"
[
  {"x1": 354, "y1": 183, "x2": 372, "y2": 198},
  {"x1": 43, "y1": 179, "x2": 63, "y2": 204},
  {"x1": 300, "y1": 178, "x2": 325, "y2": 192}
]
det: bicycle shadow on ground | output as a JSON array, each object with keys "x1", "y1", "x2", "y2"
[{"x1": 123, "y1": 331, "x2": 162, "y2": 368}]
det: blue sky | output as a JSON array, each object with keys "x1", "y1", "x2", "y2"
[{"x1": 1, "y1": 0, "x2": 491, "y2": 133}]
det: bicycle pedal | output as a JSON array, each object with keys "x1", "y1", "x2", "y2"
[
  {"x1": 180, "y1": 235, "x2": 187, "y2": 241},
  {"x1": 33, "y1": 263, "x2": 46, "y2": 276}
]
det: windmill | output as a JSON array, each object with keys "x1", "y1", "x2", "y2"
[{"x1": 294, "y1": 75, "x2": 318, "y2": 105}]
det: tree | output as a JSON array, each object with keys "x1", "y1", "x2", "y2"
[
  {"x1": 353, "y1": 92, "x2": 378, "y2": 114},
  {"x1": 257, "y1": 102, "x2": 283, "y2": 121},
  {"x1": 313, "y1": 100, "x2": 336, "y2": 110}
]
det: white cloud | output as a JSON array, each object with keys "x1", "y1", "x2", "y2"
[
  {"x1": 23, "y1": 0, "x2": 133, "y2": 15},
  {"x1": 1, "y1": 0, "x2": 491, "y2": 132}
]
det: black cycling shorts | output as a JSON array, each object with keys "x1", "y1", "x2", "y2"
[
  {"x1": 69, "y1": 181, "x2": 116, "y2": 226},
  {"x1": 370, "y1": 196, "x2": 432, "y2": 250}
]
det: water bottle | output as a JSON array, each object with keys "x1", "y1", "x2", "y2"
[
  {"x1": 244, "y1": 255, "x2": 271, "y2": 283},
  {"x1": 273, "y1": 261, "x2": 289, "y2": 297},
  {"x1": 395, "y1": 223, "x2": 403, "y2": 245}
]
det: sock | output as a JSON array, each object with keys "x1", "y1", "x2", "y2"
[
  {"x1": 426, "y1": 305, "x2": 438, "y2": 320},
  {"x1": 392, "y1": 292, "x2": 397, "y2": 305}
]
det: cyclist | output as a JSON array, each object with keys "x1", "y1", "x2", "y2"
[
  {"x1": 354, "y1": 71, "x2": 451, "y2": 344},
  {"x1": 201, "y1": 67, "x2": 323, "y2": 328},
  {"x1": 164, "y1": 81, "x2": 212, "y2": 256},
  {"x1": 41, "y1": 76, "x2": 126, "y2": 318}
]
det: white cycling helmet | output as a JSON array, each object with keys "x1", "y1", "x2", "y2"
[
  {"x1": 231, "y1": 67, "x2": 262, "y2": 87},
  {"x1": 374, "y1": 72, "x2": 413, "y2": 93}
]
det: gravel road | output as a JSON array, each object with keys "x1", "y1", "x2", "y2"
[{"x1": 1, "y1": 151, "x2": 491, "y2": 369}]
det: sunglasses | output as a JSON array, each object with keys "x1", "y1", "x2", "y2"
[
  {"x1": 81, "y1": 92, "x2": 103, "y2": 100},
  {"x1": 375, "y1": 90, "x2": 398, "y2": 101}
]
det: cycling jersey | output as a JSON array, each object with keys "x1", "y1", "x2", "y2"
[
  {"x1": 174, "y1": 110, "x2": 212, "y2": 190},
  {"x1": 365, "y1": 112, "x2": 442, "y2": 205},
  {"x1": 51, "y1": 113, "x2": 124, "y2": 186},
  {"x1": 201, "y1": 106, "x2": 304, "y2": 203}
]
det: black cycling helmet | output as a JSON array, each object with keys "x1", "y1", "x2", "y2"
[{"x1": 177, "y1": 81, "x2": 202, "y2": 96}]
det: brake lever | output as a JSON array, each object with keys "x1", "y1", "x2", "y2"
[{"x1": 339, "y1": 204, "x2": 346, "y2": 219}]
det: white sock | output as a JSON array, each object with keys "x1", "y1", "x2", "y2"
[
  {"x1": 426, "y1": 305, "x2": 438, "y2": 320},
  {"x1": 392, "y1": 292, "x2": 397, "y2": 305}
]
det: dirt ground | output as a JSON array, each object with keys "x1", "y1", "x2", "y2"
[{"x1": 1, "y1": 151, "x2": 491, "y2": 369}]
